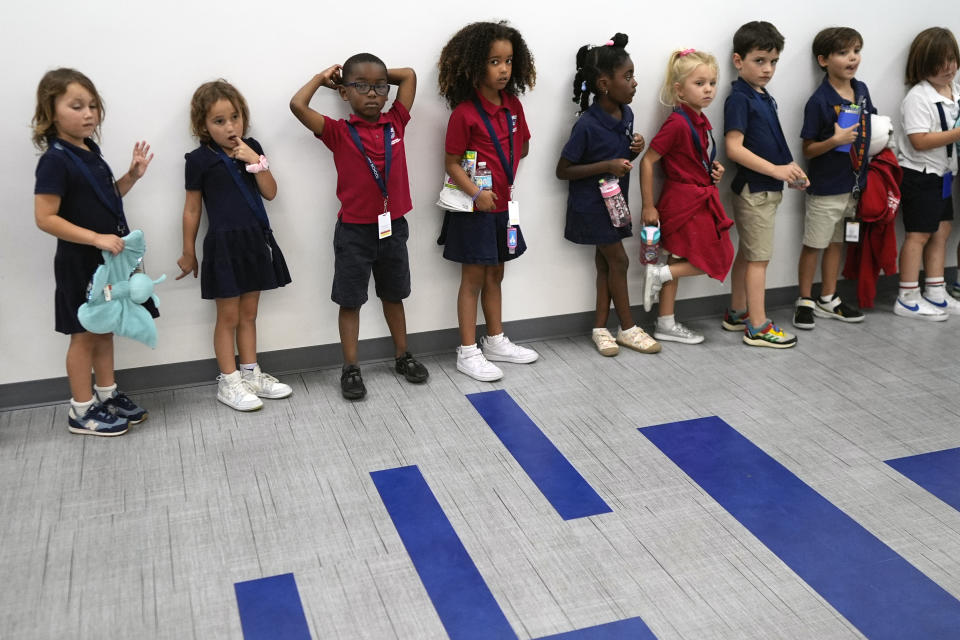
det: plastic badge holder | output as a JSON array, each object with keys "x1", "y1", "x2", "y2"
[{"x1": 835, "y1": 105, "x2": 860, "y2": 153}]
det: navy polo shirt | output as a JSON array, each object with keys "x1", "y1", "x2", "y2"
[
  {"x1": 800, "y1": 76, "x2": 875, "y2": 196},
  {"x1": 561, "y1": 102, "x2": 635, "y2": 213},
  {"x1": 185, "y1": 137, "x2": 269, "y2": 231},
  {"x1": 724, "y1": 78, "x2": 792, "y2": 194}
]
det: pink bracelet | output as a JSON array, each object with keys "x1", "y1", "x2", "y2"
[{"x1": 245, "y1": 155, "x2": 269, "y2": 173}]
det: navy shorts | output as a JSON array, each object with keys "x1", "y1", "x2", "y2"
[
  {"x1": 439, "y1": 210, "x2": 527, "y2": 264},
  {"x1": 331, "y1": 217, "x2": 411, "y2": 308},
  {"x1": 900, "y1": 167, "x2": 955, "y2": 233}
]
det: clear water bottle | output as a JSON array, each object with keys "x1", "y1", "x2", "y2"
[
  {"x1": 640, "y1": 225, "x2": 660, "y2": 265},
  {"x1": 599, "y1": 178, "x2": 631, "y2": 227},
  {"x1": 473, "y1": 161, "x2": 493, "y2": 191}
]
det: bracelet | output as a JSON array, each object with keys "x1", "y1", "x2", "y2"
[
  {"x1": 471, "y1": 189, "x2": 482, "y2": 203},
  {"x1": 245, "y1": 155, "x2": 269, "y2": 173}
]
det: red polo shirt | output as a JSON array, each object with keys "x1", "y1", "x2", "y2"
[
  {"x1": 445, "y1": 90, "x2": 530, "y2": 213},
  {"x1": 649, "y1": 103, "x2": 715, "y2": 187},
  {"x1": 318, "y1": 100, "x2": 412, "y2": 224}
]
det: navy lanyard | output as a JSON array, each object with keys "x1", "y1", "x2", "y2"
[
  {"x1": 53, "y1": 141, "x2": 128, "y2": 234},
  {"x1": 214, "y1": 145, "x2": 270, "y2": 230},
  {"x1": 346, "y1": 123, "x2": 392, "y2": 204},
  {"x1": 936, "y1": 101, "x2": 958, "y2": 159},
  {"x1": 472, "y1": 98, "x2": 515, "y2": 186},
  {"x1": 673, "y1": 107, "x2": 716, "y2": 175}
]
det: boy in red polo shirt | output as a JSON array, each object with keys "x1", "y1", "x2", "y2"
[{"x1": 291, "y1": 54, "x2": 428, "y2": 400}]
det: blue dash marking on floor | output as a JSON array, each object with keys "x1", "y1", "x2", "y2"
[
  {"x1": 234, "y1": 573, "x2": 311, "y2": 640},
  {"x1": 534, "y1": 616, "x2": 657, "y2": 639},
  {"x1": 639, "y1": 416, "x2": 960, "y2": 640},
  {"x1": 886, "y1": 447, "x2": 960, "y2": 512},
  {"x1": 466, "y1": 390, "x2": 612, "y2": 520}
]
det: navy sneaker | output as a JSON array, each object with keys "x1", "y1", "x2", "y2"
[
  {"x1": 68, "y1": 402, "x2": 129, "y2": 437},
  {"x1": 101, "y1": 390, "x2": 148, "y2": 425}
]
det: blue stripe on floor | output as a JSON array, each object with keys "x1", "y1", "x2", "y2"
[
  {"x1": 371, "y1": 465, "x2": 517, "y2": 640},
  {"x1": 639, "y1": 416, "x2": 960, "y2": 640},
  {"x1": 886, "y1": 447, "x2": 960, "y2": 511},
  {"x1": 466, "y1": 390, "x2": 612, "y2": 520},
  {"x1": 534, "y1": 617, "x2": 657, "y2": 639},
  {"x1": 234, "y1": 573, "x2": 311, "y2": 640}
]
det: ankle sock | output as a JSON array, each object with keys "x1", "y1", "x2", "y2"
[
  {"x1": 70, "y1": 397, "x2": 95, "y2": 415},
  {"x1": 899, "y1": 281, "x2": 920, "y2": 300},
  {"x1": 657, "y1": 314, "x2": 676, "y2": 330},
  {"x1": 94, "y1": 383, "x2": 117, "y2": 402},
  {"x1": 924, "y1": 277, "x2": 946, "y2": 302},
  {"x1": 240, "y1": 362, "x2": 257, "y2": 372}
]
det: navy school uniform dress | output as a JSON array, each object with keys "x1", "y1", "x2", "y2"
[
  {"x1": 34, "y1": 137, "x2": 158, "y2": 334},
  {"x1": 561, "y1": 101, "x2": 635, "y2": 245},
  {"x1": 184, "y1": 138, "x2": 291, "y2": 299}
]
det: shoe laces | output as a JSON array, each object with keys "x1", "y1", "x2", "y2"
[{"x1": 103, "y1": 391, "x2": 135, "y2": 411}]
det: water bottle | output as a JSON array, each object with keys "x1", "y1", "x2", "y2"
[
  {"x1": 473, "y1": 161, "x2": 493, "y2": 191},
  {"x1": 599, "y1": 178, "x2": 631, "y2": 228},
  {"x1": 640, "y1": 225, "x2": 660, "y2": 265}
]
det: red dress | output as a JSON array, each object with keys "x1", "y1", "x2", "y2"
[{"x1": 649, "y1": 104, "x2": 734, "y2": 281}]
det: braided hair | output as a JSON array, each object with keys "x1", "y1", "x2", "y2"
[
  {"x1": 437, "y1": 20, "x2": 536, "y2": 109},
  {"x1": 572, "y1": 33, "x2": 630, "y2": 114}
]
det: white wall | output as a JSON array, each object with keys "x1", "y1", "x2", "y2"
[{"x1": 0, "y1": 0, "x2": 950, "y2": 384}]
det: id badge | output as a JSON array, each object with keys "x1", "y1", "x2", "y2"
[
  {"x1": 943, "y1": 172, "x2": 954, "y2": 200},
  {"x1": 378, "y1": 211, "x2": 392, "y2": 239},
  {"x1": 845, "y1": 218, "x2": 860, "y2": 243},
  {"x1": 508, "y1": 200, "x2": 520, "y2": 226}
]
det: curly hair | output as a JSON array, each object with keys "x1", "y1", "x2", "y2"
[
  {"x1": 437, "y1": 20, "x2": 536, "y2": 109},
  {"x1": 32, "y1": 68, "x2": 104, "y2": 150},
  {"x1": 189, "y1": 79, "x2": 250, "y2": 143},
  {"x1": 572, "y1": 33, "x2": 630, "y2": 114}
]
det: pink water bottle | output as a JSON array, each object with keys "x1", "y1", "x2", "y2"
[
  {"x1": 599, "y1": 178, "x2": 631, "y2": 227},
  {"x1": 640, "y1": 225, "x2": 660, "y2": 264}
]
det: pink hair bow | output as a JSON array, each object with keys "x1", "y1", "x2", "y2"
[{"x1": 678, "y1": 48, "x2": 696, "y2": 57}]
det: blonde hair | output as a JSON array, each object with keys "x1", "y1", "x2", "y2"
[
  {"x1": 659, "y1": 49, "x2": 718, "y2": 106},
  {"x1": 32, "y1": 68, "x2": 104, "y2": 150},
  {"x1": 189, "y1": 79, "x2": 250, "y2": 143}
]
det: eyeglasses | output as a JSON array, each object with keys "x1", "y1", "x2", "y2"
[{"x1": 344, "y1": 82, "x2": 390, "y2": 96}]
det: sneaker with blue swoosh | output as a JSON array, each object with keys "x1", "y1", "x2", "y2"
[
  {"x1": 923, "y1": 294, "x2": 960, "y2": 315},
  {"x1": 893, "y1": 296, "x2": 947, "y2": 321}
]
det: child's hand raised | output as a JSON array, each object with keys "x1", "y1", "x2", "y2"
[
  {"x1": 319, "y1": 65, "x2": 343, "y2": 89},
  {"x1": 127, "y1": 141, "x2": 153, "y2": 181},
  {"x1": 710, "y1": 160, "x2": 724, "y2": 184},
  {"x1": 832, "y1": 121, "x2": 859, "y2": 146},
  {"x1": 229, "y1": 138, "x2": 261, "y2": 165},
  {"x1": 606, "y1": 158, "x2": 633, "y2": 177},
  {"x1": 474, "y1": 189, "x2": 497, "y2": 212}
]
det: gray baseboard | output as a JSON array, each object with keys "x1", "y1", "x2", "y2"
[{"x1": 0, "y1": 272, "x2": 910, "y2": 410}]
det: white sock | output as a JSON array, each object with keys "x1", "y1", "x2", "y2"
[
  {"x1": 240, "y1": 362, "x2": 257, "y2": 372},
  {"x1": 459, "y1": 343, "x2": 479, "y2": 355},
  {"x1": 93, "y1": 383, "x2": 117, "y2": 402},
  {"x1": 70, "y1": 397, "x2": 95, "y2": 416},
  {"x1": 486, "y1": 333, "x2": 505, "y2": 344},
  {"x1": 925, "y1": 278, "x2": 946, "y2": 302},
  {"x1": 658, "y1": 264, "x2": 674, "y2": 282},
  {"x1": 658, "y1": 314, "x2": 676, "y2": 330},
  {"x1": 899, "y1": 281, "x2": 920, "y2": 300}
]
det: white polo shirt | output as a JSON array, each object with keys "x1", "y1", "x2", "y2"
[{"x1": 897, "y1": 78, "x2": 960, "y2": 177}]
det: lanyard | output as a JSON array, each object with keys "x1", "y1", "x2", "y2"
[
  {"x1": 53, "y1": 141, "x2": 128, "y2": 234},
  {"x1": 472, "y1": 98, "x2": 515, "y2": 186},
  {"x1": 346, "y1": 123, "x2": 392, "y2": 207},
  {"x1": 214, "y1": 145, "x2": 270, "y2": 230},
  {"x1": 673, "y1": 107, "x2": 716, "y2": 176},
  {"x1": 936, "y1": 101, "x2": 958, "y2": 159},
  {"x1": 848, "y1": 95, "x2": 869, "y2": 174}
]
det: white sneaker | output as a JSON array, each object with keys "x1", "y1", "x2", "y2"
[
  {"x1": 481, "y1": 333, "x2": 539, "y2": 363},
  {"x1": 456, "y1": 344, "x2": 503, "y2": 381},
  {"x1": 643, "y1": 264, "x2": 669, "y2": 312},
  {"x1": 217, "y1": 370, "x2": 264, "y2": 411},
  {"x1": 893, "y1": 296, "x2": 948, "y2": 322},
  {"x1": 923, "y1": 294, "x2": 960, "y2": 316},
  {"x1": 616, "y1": 325, "x2": 661, "y2": 353},
  {"x1": 241, "y1": 365, "x2": 293, "y2": 399},
  {"x1": 654, "y1": 320, "x2": 705, "y2": 344},
  {"x1": 591, "y1": 328, "x2": 619, "y2": 356}
]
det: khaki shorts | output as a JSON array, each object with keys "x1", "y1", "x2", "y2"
[
  {"x1": 731, "y1": 186, "x2": 782, "y2": 261},
  {"x1": 803, "y1": 193, "x2": 857, "y2": 249}
]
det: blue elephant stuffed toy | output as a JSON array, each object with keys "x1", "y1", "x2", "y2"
[{"x1": 78, "y1": 230, "x2": 165, "y2": 348}]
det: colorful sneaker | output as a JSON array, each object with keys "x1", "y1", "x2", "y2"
[
  {"x1": 340, "y1": 365, "x2": 367, "y2": 400},
  {"x1": 68, "y1": 402, "x2": 129, "y2": 437},
  {"x1": 456, "y1": 344, "x2": 503, "y2": 381},
  {"x1": 814, "y1": 294, "x2": 864, "y2": 323},
  {"x1": 642, "y1": 264, "x2": 668, "y2": 312},
  {"x1": 217, "y1": 370, "x2": 264, "y2": 411},
  {"x1": 653, "y1": 321, "x2": 704, "y2": 344},
  {"x1": 100, "y1": 390, "x2": 148, "y2": 425},
  {"x1": 591, "y1": 328, "x2": 619, "y2": 356},
  {"x1": 481, "y1": 334, "x2": 539, "y2": 364},
  {"x1": 922, "y1": 294, "x2": 960, "y2": 316},
  {"x1": 721, "y1": 308, "x2": 748, "y2": 331},
  {"x1": 743, "y1": 320, "x2": 797, "y2": 349},
  {"x1": 893, "y1": 296, "x2": 948, "y2": 321},
  {"x1": 616, "y1": 325, "x2": 661, "y2": 353},
  {"x1": 395, "y1": 352, "x2": 429, "y2": 383},
  {"x1": 241, "y1": 365, "x2": 293, "y2": 399},
  {"x1": 793, "y1": 297, "x2": 816, "y2": 330},
  {"x1": 949, "y1": 282, "x2": 960, "y2": 300}
]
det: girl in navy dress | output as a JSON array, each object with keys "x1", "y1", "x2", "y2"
[
  {"x1": 177, "y1": 80, "x2": 292, "y2": 411},
  {"x1": 33, "y1": 68, "x2": 154, "y2": 436},
  {"x1": 557, "y1": 33, "x2": 660, "y2": 357},
  {"x1": 438, "y1": 21, "x2": 539, "y2": 382}
]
